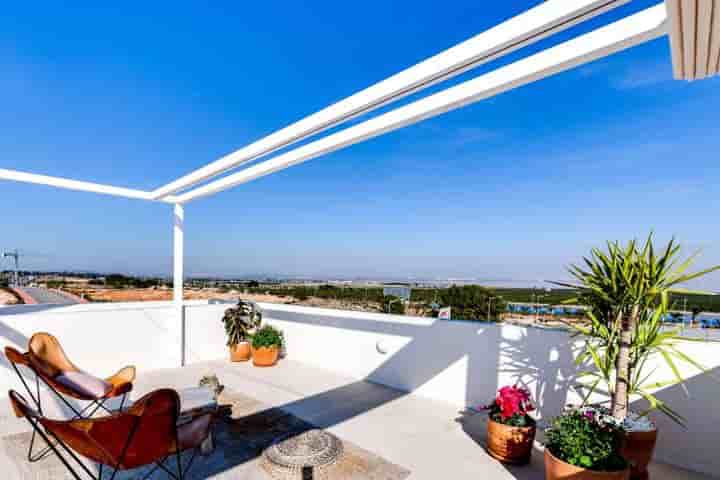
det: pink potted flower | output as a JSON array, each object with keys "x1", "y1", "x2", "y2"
[{"x1": 484, "y1": 385, "x2": 536, "y2": 465}]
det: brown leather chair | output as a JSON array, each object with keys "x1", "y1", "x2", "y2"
[
  {"x1": 4, "y1": 332, "x2": 136, "y2": 461},
  {"x1": 27, "y1": 332, "x2": 135, "y2": 402},
  {"x1": 9, "y1": 388, "x2": 212, "y2": 480}
]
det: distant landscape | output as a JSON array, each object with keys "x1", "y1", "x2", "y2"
[{"x1": 3, "y1": 271, "x2": 720, "y2": 326}]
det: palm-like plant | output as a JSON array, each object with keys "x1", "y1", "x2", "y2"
[
  {"x1": 556, "y1": 235, "x2": 720, "y2": 421},
  {"x1": 222, "y1": 300, "x2": 262, "y2": 347}
]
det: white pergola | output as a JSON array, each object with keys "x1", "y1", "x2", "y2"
[{"x1": 1, "y1": 0, "x2": 717, "y2": 363}]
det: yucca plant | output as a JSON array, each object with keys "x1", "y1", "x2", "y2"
[{"x1": 556, "y1": 235, "x2": 720, "y2": 422}]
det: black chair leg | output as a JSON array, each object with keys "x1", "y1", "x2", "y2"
[
  {"x1": 27, "y1": 427, "x2": 56, "y2": 462},
  {"x1": 25, "y1": 419, "x2": 85, "y2": 480}
]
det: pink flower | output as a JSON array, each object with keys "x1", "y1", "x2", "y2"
[{"x1": 493, "y1": 385, "x2": 534, "y2": 419}]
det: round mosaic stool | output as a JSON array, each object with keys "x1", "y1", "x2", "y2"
[{"x1": 262, "y1": 429, "x2": 344, "y2": 480}]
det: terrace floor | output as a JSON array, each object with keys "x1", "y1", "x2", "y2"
[{"x1": 0, "y1": 358, "x2": 711, "y2": 479}]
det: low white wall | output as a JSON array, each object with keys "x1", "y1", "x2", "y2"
[
  {"x1": 1, "y1": 301, "x2": 719, "y2": 476},
  {"x1": 186, "y1": 302, "x2": 720, "y2": 477}
]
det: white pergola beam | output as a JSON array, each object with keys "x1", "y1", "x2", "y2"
[
  {"x1": 177, "y1": 4, "x2": 668, "y2": 203},
  {"x1": 0, "y1": 168, "x2": 178, "y2": 203},
  {"x1": 151, "y1": 0, "x2": 631, "y2": 200}
]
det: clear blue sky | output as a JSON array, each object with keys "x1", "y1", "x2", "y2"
[{"x1": 1, "y1": 1, "x2": 719, "y2": 288}]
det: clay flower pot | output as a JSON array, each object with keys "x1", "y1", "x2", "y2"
[
  {"x1": 486, "y1": 417, "x2": 536, "y2": 465},
  {"x1": 545, "y1": 449, "x2": 629, "y2": 480},
  {"x1": 621, "y1": 428, "x2": 658, "y2": 480},
  {"x1": 252, "y1": 346, "x2": 279, "y2": 367},
  {"x1": 229, "y1": 341, "x2": 251, "y2": 362}
]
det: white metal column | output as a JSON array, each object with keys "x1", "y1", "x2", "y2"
[{"x1": 173, "y1": 203, "x2": 186, "y2": 366}]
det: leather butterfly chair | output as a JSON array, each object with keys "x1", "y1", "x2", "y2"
[
  {"x1": 9, "y1": 388, "x2": 213, "y2": 480},
  {"x1": 4, "y1": 332, "x2": 135, "y2": 461}
]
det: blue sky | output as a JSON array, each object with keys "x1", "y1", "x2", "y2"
[{"x1": 1, "y1": 1, "x2": 719, "y2": 288}]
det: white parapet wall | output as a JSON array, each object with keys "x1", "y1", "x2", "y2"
[
  {"x1": 188, "y1": 302, "x2": 720, "y2": 477},
  {"x1": 1, "y1": 300, "x2": 719, "y2": 476},
  {"x1": 0, "y1": 301, "x2": 192, "y2": 384}
]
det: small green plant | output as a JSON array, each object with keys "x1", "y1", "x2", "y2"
[
  {"x1": 545, "y1": 406, "x2": 627, "y2": 471},
  {"x1": 222, "y1": 300, "x2": 261, "y2": 347},
  {"x1": 251, "y1": 324, "x2": 284, "y2": 349}
]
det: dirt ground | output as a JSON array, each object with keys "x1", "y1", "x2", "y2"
[
  {"x1": 65, "y1": 286, "x2": 387, "y2": 312},
  {"x1": 503, "y1": 313, "x2": 577, "y2": 328},
  {"x1": 62, "y1": 286, "x2": 575, "y2": 328},
  {"x1": 65, "y1": 287, "x2": 238, "y2": 303},
  {"x1": 0, "y1": 289, "x2": 19, "y2": 305}
]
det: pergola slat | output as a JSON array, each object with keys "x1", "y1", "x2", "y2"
[
  {"x1": 709, "y1": 1, "x2": 720, "y2": 75},
  {"x1": 150, "y1": 0, "x2": 631, "y2": 200},
  {"x1": 696, "y1": 0, "x2": 713, "y2": 78},
  {"x1": 667, "y1": 0, "x2": 720, "y2": 80},
  {"x1": 666, "y1": 0, "x2": 685, "y2": 79},
  {"x1": 177, "y1": 5, "x2": 668, "y2": 203},
  {"x1": 0, "y1": 168, "x2": 177, "y2": 203},
  {"x1": 682, "y1": 0, "x2": 697, "y2": 80}
]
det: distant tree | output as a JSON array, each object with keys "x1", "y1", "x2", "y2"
[
  {"x1": 104, "y1": 274, "x2": 161, "y2": 289},
  {"x1": 383, "y1": 295, "x2": 405, "y2": 314},
  {"x1": 434, "y1": 285, "x2": 505, "y2": 321}
]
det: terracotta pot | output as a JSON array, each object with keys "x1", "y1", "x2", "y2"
[
  {"x1": 545, "y1": 449, "x2": 629, "y2": 480},
  {"x1": 486, "y1": 417, "x2": 536, "y2": 465},
  {"x1": 621, "y1": 429, "x2": 658, "y2": 480},
  {"x1": 229, "y1": 341, "x2": 251, "y2": 362},
  {"x1": 252, "y1": 346, "x2": 279, "y2": 367}
]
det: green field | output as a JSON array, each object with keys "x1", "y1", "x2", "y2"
[
  {"x1": 244, "y1": 284, "x2": 720, "y2": 314},
  {"x1": 492, "y1": 288, "x2": 720, "y2": 313}
]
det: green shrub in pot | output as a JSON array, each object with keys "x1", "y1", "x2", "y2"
[
  {"x1": 545, "y1": 406, "x2": 627, "y2": 472},
  {"x1": 251, "y1": 324, "x2": 284, "y2": 349}
]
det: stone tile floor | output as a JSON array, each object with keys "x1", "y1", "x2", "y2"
[{"x1": 0, "y1": 359, "x2": 712, "y2": 479}]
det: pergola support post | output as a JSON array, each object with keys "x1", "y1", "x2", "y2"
[{"x1": 173, "y1": 203, "x2": 186, "y2": 366}]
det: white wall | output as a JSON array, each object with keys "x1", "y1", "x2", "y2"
[
  {"x1": 1, "y1": 301, "x2": 719, "y2": 476},
  {"x1": 188, "y1": 302, "x2": 720, "y2": 477}
]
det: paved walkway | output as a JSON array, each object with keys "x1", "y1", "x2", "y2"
[
  {"x1": 0, "y1": 359, "x2": 711, "y2": 479},
  {"x1": 16, "y1": 287, "x2": 78, "y2": 305}
]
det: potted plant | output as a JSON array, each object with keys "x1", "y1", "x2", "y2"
[
  {"x1": 222, "y1": 300, "x2": 261, "y2": 362},
  {"x1": 556, "y1": 235, "x2": 720, "y2": 480},
  {"x1": 484, "y1": 385, "x2": 536, "y2": 465},
  {"x1": 545, "y1": 406, "x2": 629, "y2": 480},
  {"x1": 251, "y1": 324, "x2": 284, "y2": 367}
]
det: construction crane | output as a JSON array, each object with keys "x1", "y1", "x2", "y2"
[{"x1": 2, "y1": 249, "x2": 20, "y2": 286}]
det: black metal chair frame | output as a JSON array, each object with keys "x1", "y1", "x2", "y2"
[
  {"x1": 9, "y1": 360, "x2": 128, "y2": 462},
  {"x1": 20, "y1": 404, "x2": 199, "y2": 480}
]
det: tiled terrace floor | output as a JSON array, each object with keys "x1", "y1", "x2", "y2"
[{"x1": 0, "y1": 359, "x2": 711, "y2": 479}]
